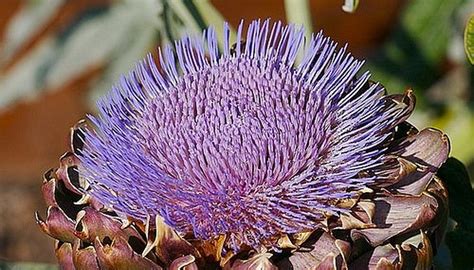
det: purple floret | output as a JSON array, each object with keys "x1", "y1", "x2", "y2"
[{"x1": 79, "y1": 20, "x2": 405, "y2": 249}]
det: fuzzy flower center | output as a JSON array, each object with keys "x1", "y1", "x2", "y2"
[{"x1": 139, "y1": 57, "x2": 332, "y2": 241}]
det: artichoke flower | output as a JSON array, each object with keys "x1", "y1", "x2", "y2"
[{"x1": 36, "y1": 20, "x2": 450, "y2": 269}]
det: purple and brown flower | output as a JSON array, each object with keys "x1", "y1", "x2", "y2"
[{"x1": 36, "y1": 20, "x2": 450, "y2": 269}]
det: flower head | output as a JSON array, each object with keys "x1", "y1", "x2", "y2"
[
  {"x1": 80, "y1": 20, "x2": 433, "y2": 249},
  {"x1": 37, "y1": 19, "x2": 450, "y2": 269}
]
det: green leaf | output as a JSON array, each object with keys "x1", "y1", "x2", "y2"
[
  {"x1": 192, "y1": 0, "x2": 235, "y2": 49},
  {"x1": 0, "y1": 38, "x2": 57, "y2": 110},
  {"x1": 464, "y1": 14, "x2": 474, "y2": 64},
  {"x1": 0, "y1": 0, "x2": 64, "y2": 65},
  {"x1": 437, "y1": 157, "x2": 474, "y2": 230},
  {"x1": 88, "y1": 22, "x2": 157, "y2": 104},
  {"x1": 166, "y1": 0, "x2": 201, "y2": 36},
  {"x1": 368, "y1": 0, "x2": 465, "y2": 94},
  {"x1": 0, "y1": 0, "x2": 65, "y2": 111},
  {"x1": 45, "y1": 0, "x2": 162, "y2": 90},
  {"x1": 430, "y1": 102, "x2": 474, "y2": 164},
  {"x1": 437, "y1": 157, "x2": 474, "y2": 269},
  {"x1": 284, "y1": 0, "x2": 313, "y2": 37},
  {"x1": 445, "y1": 228, "x2": 474, "y2": 269}
]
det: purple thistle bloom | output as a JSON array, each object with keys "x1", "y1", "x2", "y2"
[{"x1": 79, "y1": 20, "x2": 411, "y2": 250}]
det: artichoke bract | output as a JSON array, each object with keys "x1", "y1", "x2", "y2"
[{"x1": 36, "y1": 20, "x2": 450, "y2": 269}]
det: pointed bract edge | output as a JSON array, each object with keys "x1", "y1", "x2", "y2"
[
  {"x1": 74, "y1": 206, "x2": 143, "y2": 244},
  {"x1": 290, "y1": 231, "x2": 314, "y2": 247},
  {"x1": 349, "y1": 243, "x2": 400, "y2": 269},
  {"x1": 339, "y1": 211, "x2": 373, "y2": 231},
  {"x1": 72, "y1": 239, "x2": 100, "y2": 270},
  {"x1": 141, "y1": 215, "x2": 198, "y2": 265},
  {"x1": 36, "y1": 206, "x2": 77, "y2": 243},
  {"x1": 348, "y1": 230, "x2": 433, "y2": 269},
  {"x1": 350, "y1": 193, "x2": 438, "y2": 247},
  {"x1": 314, "y1": 253, "x2": 337, "y2": 270},
  {"x1": 385, "y1": 128, "x2": 450, "y2": 195},
  {"x1": 276, "y1": 231, "x2": 350, "y2": 270},
  {"x1": 332, "y1": 198, "x2": 377, "y2": 231},
  {"x1": 169, "y1": 255, "x2": 199, "y2": 270},
  {"x1": 54, "y1": 120, "x2": 94, "y2": 200},
  {"x1": 71, "y1": 119, "x2": 87, "y2": 154},
  {"x1": 424, "y1": 176, "x2": 449, "y2": 247},
  {"x1": 55, "y1": 241, "x2": 75, "y2": 270},
  {"x1": 41, "y1": 174, "x2": 58, "y2": 207},
  {"x1": 276, "y1": 234, "x2": 298, "y2": 249},
  {"x1": 190, "y1": 234, "x2": 227, "y2": 263},
  {"x1": 315, "y1": 241, "x2": 350, "y2": 270},
  {"x1": 374, "y1": 258, "x2": 399, "y2": 270},
  {"x1": 94, "y1": 236, "x2": 162, "y2": 270},
  {"x1": 225, "y1": 252, "x2": 277, "y2": 270},
  {"x1": 385, "y1": 89, "x2": 416, "y2": 128},
  {"x1": 56, "y1": 152, "x2": 83, "y2": 195},
  {"x1": 399, "y1": 231, "x2": 433, "y2": 270}
]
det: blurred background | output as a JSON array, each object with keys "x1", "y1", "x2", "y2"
[{"x1": 0, "y1": 0, "x2": 472, "y2": 266}]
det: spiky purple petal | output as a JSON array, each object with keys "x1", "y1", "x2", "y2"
[{"x1": 79, "y1": 20, "x2": 407, "y2": 249}]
